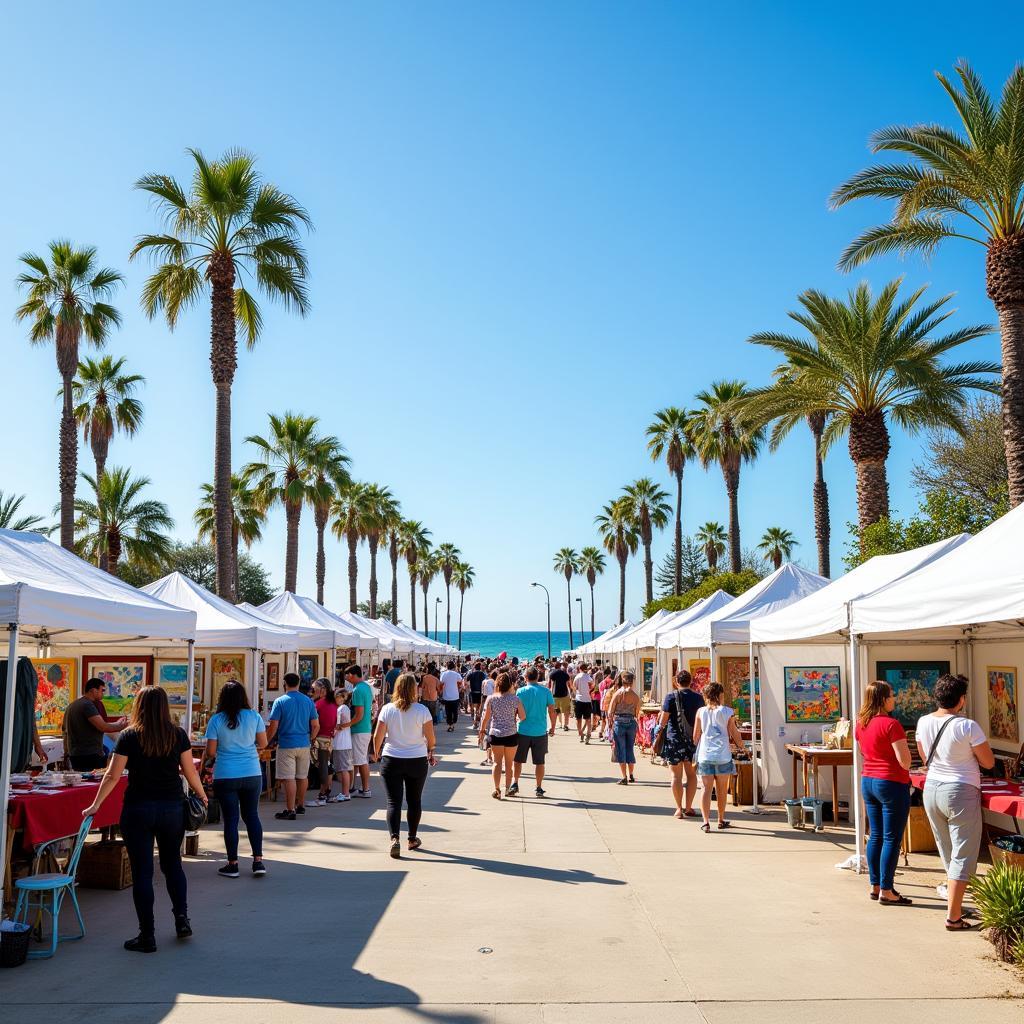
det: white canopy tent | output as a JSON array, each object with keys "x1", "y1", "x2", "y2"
[
  {"x1": 0, "y1": 528, "x2": 197, "y2": 898},
  {"x1": 574, "y1": 620, "x2": 636, "y2": 656},
  {"x1": 604, "y1": 610, "x2": 674, "y2": 656},
  {"x1": 389, "y1": 623, "x2": 447, "y2": 657},
  {"x1": 333, "y1": 610, "x2": 403, "y2": 654}
]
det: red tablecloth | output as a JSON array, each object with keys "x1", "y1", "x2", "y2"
[
  {"x1": 7, "y1": 778, "x2": 127, "y2": 848},
  {"x1": 910, "y1": 772, "x2": 1024, "y2": 819}
]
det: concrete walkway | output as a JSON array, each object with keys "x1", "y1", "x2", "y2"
[{"x1": 4, "y1": 720, "x2": 1022, "y2": 1021}]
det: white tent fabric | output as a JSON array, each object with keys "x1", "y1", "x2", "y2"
[
  {"x1": 333, "y1": 611, "x2": 402, "y2": 653},
  {"x1": 576, "y1": 620, "x2": 636, "y2": 655},
  {"x1": 143, "y1": 573, "x2": 300, "y2": 651},
  {"x1": 389, "y1": 623, "x2": 446, "y2": 655},
  {"x1": 750, "y1": 535, "x2": 970, "y2": 644},
  {"x1": 850, "y1": 503, "x2": 1024, "y2": 639},
  {"x1": 648, "y1": 591, "x2": 736, "y2": 649},
  {"x1": 666, "y1": 563, "x2": 828, "y2": 648},
  {"x1": 238, "y1": 602, "x2": 338, "y2": 650},
  {"x1": 604, "y1": 609, "x2": 673, "y2": 655},
  {"x1": 257, "y1": 593, "x2": 364, "y2": 649}
]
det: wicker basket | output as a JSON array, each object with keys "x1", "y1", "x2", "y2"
[
  {"x1": 77, "y1": 841, "x2": 133, "y2": 890},
  {"x1": 988, "y1": 842, "x2": 1024, "y2": 870},
  {"x1": 0, "y1": 923, "x2": 31, "y2": 968}
]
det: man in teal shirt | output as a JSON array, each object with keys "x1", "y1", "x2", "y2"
[
  {"x1": 512, "y1": 666, "x2": 556, "y2": 798},
  {"x1": 347, "y1": 665, "x2": 374, "y2": 798}
]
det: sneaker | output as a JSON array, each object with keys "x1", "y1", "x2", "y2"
[
  {"x1": 217, "y1": 863, "x2": 240, "y2": 879},
  {"x1": 937, "y1": 883, "x2": 949, "y2": 899},
  {"x1": 252, "y1": 861, "x2": 267, "y2": 877},
  {"x1": 535, "y1": 787, "x2": 545, "y2": 798},
  {"x1": 305, "y1": 799, "x2": 325, "y2": 808},
  {"x1": 124, "y1": 933, "x2": 156, "y2": 953},
  {"x1": 295, "y1": 806, "x2": 305, "y2": 814},
  {"x1": 355, "y1": 789, "x2": 372, "y2": 799},
  {"x1": 335, "y1": 794, "x2": 351, "y2": 802},
  {"x1": 562, "y1": 726, "x2": 569, "y2": 732},
  {"x1": 507, "y1": 783, "x2": 519, "y2": 796},
  {"x1": 274, "y1": 809, "x2": 296, "y2": 821},
  {"x1": 174, "y1": 915, "x2": 193, "y2": 939}
]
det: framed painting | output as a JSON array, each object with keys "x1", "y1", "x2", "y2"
[
  {"x1": 988, "y1": 666, "x2": 1019, "y2": 743},
  {"x1": 640, "y1": 657, "x2": 655, "y2": 694},
  {"x1": 784, "y1": 666, "x2": 842, "y2": 724},
  {"x1": 876, "y1": 661, "x2": 949, "y2": 730},
  {"x1": 31, "y1": 658, "x2": 76, "y2": 736},
  {"x1": 670, "y1": 657, "x2": 678, "y2": 680},
  {"x1": 298, "y1": 653, "x2": 319, "y2": 686},
  {"x1": 155, "y1": 659, "x2": 202, "y2": 708},
  {"x1": 210, "y1": 653, "x2": 247, "y2": 707},
  {"x1": 720, "y1": 656, "x2": 760, "y2": 723},
  {"x1": 689, "y1": 659, "x2": 711, "y2": 692},
  {"x1": 82, "y1": 656, "x2": 153, "y2": 716},
  {"x1": 266, "y1": 661, "x2": 281, "y2": 692}
]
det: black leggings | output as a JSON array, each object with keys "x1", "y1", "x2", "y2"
[
  {"x1": 120, "y1": 799, "x2": 187, "y2": 934},
  {"x1": 379, "y1": 756, "x2": 429, "y2": 839},
  {"x1": 443, "y1": 699, "x2": 460, "y2": 725}
]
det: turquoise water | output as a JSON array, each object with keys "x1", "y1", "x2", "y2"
[{"x1": 437, "y1": 631, "x2": 597, "y2": 659}]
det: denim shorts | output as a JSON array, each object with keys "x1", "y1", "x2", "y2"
[{"x1": 697, "y1": 759, "x2": 735, "y2": 776}]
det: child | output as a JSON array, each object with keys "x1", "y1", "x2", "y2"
[{"x1": 330, "y1": 687, "x2": 354, "y2": 802}]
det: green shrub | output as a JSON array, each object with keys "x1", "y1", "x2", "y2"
[
  {"x1": 642, "y1": 570, "x2": 762, "y2": 619},
  {"x1": 967, "y1": 861, "x2": 1024, "y2": 962}
]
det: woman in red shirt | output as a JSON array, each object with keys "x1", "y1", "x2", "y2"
[{"x1": 855, "y1": 681, "x2": 913, "y2": 905}]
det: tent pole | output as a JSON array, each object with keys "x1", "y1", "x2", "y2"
[
  {"x1": 749, "y1": 639, "x2": 761, "y2": 813},
  {"x1": 250, "y1": 649, "x2": 259, "y2": 710},
  {"x1": 330, "y1": 645, "x2": 336, "y2": 688},
  {"x1": 847, "y1": 603, "x2": 864, "y2": 874},
  {"x1": 0, "y1": 623, "x2": 21, "y2": 902},
  {"x1": 185, "y1": 641, "x2": 196, "y2": 737}
]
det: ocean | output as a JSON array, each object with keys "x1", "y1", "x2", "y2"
[{"x1": 440, "y1": 631, "x2": 600, "y2": 660}]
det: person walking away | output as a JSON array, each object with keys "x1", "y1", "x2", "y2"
[
  {"x1": 608, "y1": 672, "x2": 642, "y2": 784},
  {"x1": 547, "y1": 661, "x2": 571, "y2": 733},
  {"x1": 657, "y1": 670, "x2": 704, "y2": 818},
  {"x1": 479, "y1": 672, "x2": 524, "y2": 799},
  {"x1": 597, "y1": 667, "x2": 615, "y2": 740},
  {"x1": 83, "y1": 686, "x2": 206, "y2": 952},
  {"x1": 440, "y1": 660, "x2": 463, "y2": 732},
  {"x1": 466, "y1": 661, "x2": 487, "y2": 727},
  {"x1": 572, "y1": 663, "x2": 595, "y2": 743},
  {"x1": 266, "y1": 672, "x2": 319, "y2": 820},
  {"x1": 204, "y1": 680, "x2": 267, "y2": 879},
  {"x1": 383, "y1": 660, "x2": 403, "y2": 701},
  {"x1": 916, "y1": 673, "x2": 995, "y2": 931},
  {"x1": 311, "y1": 678, "x2": 338, "y2": 806},
  {"x1": 511, "y1": 666, "x2": 556, "y2": 797},
  {"x1": 855, "y1": 680, "x2": 913, "y2": 904},
  {"x1": 346, "y1": 664, "x2": 375, "y2": 799},
  {"x1": 330, "y1": 687, "x2": 354, "y2": 801},
  {"x1": 692, "y1": 682, "x2": 743, "y2": 831},
  {"x1": 372, "y1": 673, "x2": 436, "y2": 858},
  {"x1": 420, "y1": 663, "x2": 441, "y2": 724},
  {"x1": 63, "y1": 677, "x2": 127, "y2": 770}
]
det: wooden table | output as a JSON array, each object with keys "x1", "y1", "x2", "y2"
[{"x1": 785, "y1": 744, "x2": 853, "y2": 824}]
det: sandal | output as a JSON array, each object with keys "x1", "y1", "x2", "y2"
[
  {"x1": 717, "y1": 821, "x2": 732, "y2": 830},
  {"x1": 945, "y1": 917, "x2": 972, "y2": 931},
  {"x1": 407, "y1": 837, "x2": 422, "y2": 851},
  {"x1": 879, "y1": 892, "x2": 912, "y2": 906},
  {"x1": 683, "y1": 809, "x2": 698, "y2": 818},
  {"x1": 700, "y1": 822, "x2": 711, "y2": 833},
  {"x1": 617, "y1": 779, "x2": 629, "y2": 786},
  {"x1": 869, "y1": 891, "x2": 880, "y2": 901},
  {"x1": 492, "y1": 789, "x2": 501, "y2": 800}
]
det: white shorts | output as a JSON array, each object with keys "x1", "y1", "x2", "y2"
[
  {"x1": 276, "y1": 746, "x2": 310, "y2": 781},
  {"x1": 351, "y1": 733, "x2": 371, "y2": 767}
]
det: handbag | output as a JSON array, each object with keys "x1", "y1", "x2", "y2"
[{"x1": 183, "y1": 791, "x2": 208, "y2": 831}]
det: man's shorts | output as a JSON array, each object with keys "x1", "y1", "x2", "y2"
[
  {"x1": 331, "y1": 748, "x2": 353, "y2": 772},
  {"x1": 350, "y1": 733, "x2": 371, "y2": 767},
  {"x1": 276, "y1": 746, "x2": 310, "y2": 781},
  {"x1": 470, "y1": 691, "x2": 483, "y2": 705},
  {"x1": 514, "y1": 733, "x2": 549, "y2": 765},
  {"x1": 574, "y1": 700, "x2": 593, "y2": 720},
  {"x1": 553, "y1": 696, "x2": 571, "y2": 714}
]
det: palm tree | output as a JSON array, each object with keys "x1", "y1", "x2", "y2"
[
  {"x1": 0, "y1": 492, "x2": 49, "y2": 533},
  {"x1": 595, "y1": 499, "x2": 639, "y2": 624},
  {"x1": 72, "y1": 467, "x2": 174, "y2": 578},
  {"x1": 306, "y1": 436, "x2": 351, "y2": 605},
  {"x1": 759, "y1": 527, "x2": 797, "y2": 570},
  {"x1": 743, "y1": 281, "x2": 997, "y2": 537},
  {"x1": 688, "y1": 381, "x2": 764, "y2": 573},
  {"x1": 831, "y1": 61, "x2": 1024, "y2": 508},
  {"x1": 646, "y1": 407, "x2": 695, "y2": 595},
  {"x1": 452, "y1": 561, "x2": 475, "y2": 650},
  {"x1": 362, "y1": 485, "x2": 398, "y2": 619},
  {"x1": 241, "y1": 413, "x2": 324, "y2": 594},
  {"x1": 381, "y1": 504, "x2": 404, "y2": 624},
  {"x1": 552, "y1": 548, "x2": 579, "y2": 649},
  {"x1": 622, "y1": 478, "x2": 672, "y2": 606},
  {"x1": 15, "y1": 241, "x2": 123, "y2": 550},
  {"x1": 331, "y1": 481, "x2": 374, "y2": 612},
  {"x1": 577, "y1": 546, "x2": 606, "y2": 641},
  {"x1": 417, "y1": 552, "x2": 441, "y2": 638},
  {"x1": 194, "y1": 475, "x2": 266, "y2": 599},
  {"x1": 807, "y1": 411, "x2": 831, "y2": 577},
  {"x1": 132, "y1": 149, "x2": 311, "y2": 599},
  {"x1": 434, "y1": 543, "x2": 462, "y2": 645},
  {"x1": 400, "y1": 521, "x2": 432, "y2": 631},
  {"x1": 696, "y1": 522, "x2": 727, "y2": 573}
]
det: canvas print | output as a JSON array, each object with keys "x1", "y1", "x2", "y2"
[
  {"x1": 784, "y1": 666, "x2": 842, "y2": 724},
  {"x1": 641, "y1": 657, "x2": 655, "y2": 693},
  {"x1": 83, "y1": 656, "x2": 153, "y2": 716},
  {"x1": 31, "y1": 658, "x2": 76, "y2": 736},
  {"x1": 266, "y1": 662, "x2": 281, "y2": 692},
  {"x1": 876, "y1": 661, "x2": 950, "y2": 730},
  {"x1": 211, "y1": 653, "x2": 247, "y2": 707},
  {"x1": 155, "y1": 660, "x2": 202, "y2": 708},
  {"x1": 988, "y1": 666, "x2": 1019, "y2": 742},
  {"x1": 688, "y1": 659, "x2": 711, "y2": 692},
  {"x1": 298, "y1": 654, "x2": 319, "y2": 686}
]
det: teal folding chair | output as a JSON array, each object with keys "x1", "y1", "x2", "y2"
[{"x1": 14, "y1": 814, "x2": 94, "y2": 959}]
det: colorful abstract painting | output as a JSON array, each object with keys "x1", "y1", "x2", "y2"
[
  {"x1": 31, "y1": 658, "x2": 76, "y2": 735},
  {"x1": 719, "y1": 656, "x2": 760, "y2": 722},
  {"x1": 298, "y1": 654, "x2": 319, "y2": 686},
  {"x1": 988, "y1": 666, "x2": 1019, "y2": 742},
  {"x1": 266, "y1": 662, "x2": 280, "y2": 692},
  {"x1": 155, "y1": 660, "x2": 202, "y2": 708},
  {"x1": 784, "y1": 666, "x2": 842, "y2": 724},
  {"x1": 876, "y1": 661, "x2": 949, "y2": 730},
  {"x1": 83, "y1": 656, "x2": 153, "y2": 716},
  {"x1": 641, "y1": 657, "x2": 655, "y2": 694},
  {"x1": 689, "y1": 659, "x2": 711, "y2": 692},
  {"x1": 211, "y1": 653, "x2": 246, "y2": 707}
]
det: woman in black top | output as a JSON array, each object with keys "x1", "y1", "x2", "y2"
[
  {"x1": 656, "y1": 670, "x2": 704, "y2": 819},
  {"x1": 84, "y1": 686, "x2": 207, "y2": 952}
]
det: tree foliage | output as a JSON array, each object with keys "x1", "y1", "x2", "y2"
[
  {"x1": 654, "y1": 537, "x2": 711, "y2": 597},
  {"x1": 643, "y1": 569, "x2": 762, "y2": 619}
]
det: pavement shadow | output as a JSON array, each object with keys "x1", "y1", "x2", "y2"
[{"x1": 413, "y1": 847, "x2": 626, "y2": 886}]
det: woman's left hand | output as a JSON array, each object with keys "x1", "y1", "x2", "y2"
[{"x1": 82, "y1": 803, "x2": 100, "y2": 819}]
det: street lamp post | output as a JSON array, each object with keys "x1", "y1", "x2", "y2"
[
  {"x1": 434, "y1": 597, "x2": 442, "y2": 643},
  {"x1": 575, "y1": 597, "x2": 584, "y2": 651},
  {"x1": 531, "y1": 582, "x2": 551, "y2": 659}
]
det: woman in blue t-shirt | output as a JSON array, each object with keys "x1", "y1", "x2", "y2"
[{"x1": 204, "y1": 681, "x2": 268, "y2": 878}]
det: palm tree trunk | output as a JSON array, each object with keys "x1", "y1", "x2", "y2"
[
  {"x1": 618, "y1": 555, "x2": 626, "y2": 623},
  {"x1": 726, "y1": 472, "x2": 741, "y2": 573},
  {"x1": 389, "y1": 537, "x2": 399, "y2": 624},
  {"x1": 210, "y1": 256, "x2": 238, "y2": 602},
  {"x1": 408, "y1": 565, "x2": 418, "y2": 630},
  {"x1": 809, "y1": 417, "x2": 831, "y2": 578},
  {"x1": 458, "y1": 590, "x2": 464, "y2": 650},
  {"x1": 772, "y1": 551, "x2": 782, "y2": 570},
  {"x1": 565, "y1": 578, "x2": 574, "y2": 650},
  {"x1": 347, "y1": 532, "x2": 358, "y2": 612},
  {"x1": 445, "y1": 582, "x2": 451, "y2": 645},
  {"x1": 58, "y1": 372, "x2": 77, "y2": 551},
  {"x1": 849, "y1": 410, "x2": 891, "y2": 539},
  {"x1": 314, "y1": 504, "x2": 327, "y2": 604},
  {"x1": 643, "y1": 539, "x2": 654, "y2": 606},
  {"x1": 589, "y1": 582, "x2": 595, "y2": 641},
  {"x1": 284, "y1": 500, "x2": 300, "y2": 593},
  {"x1": 107, "y1": 525, "x2": 121, "y2": 579},
  {"x1": 368, "y1": 537, "x2": 379, "y2": 618},
  {"x1": 674, "y1": 469, "x2": 683, "y2": 594}
]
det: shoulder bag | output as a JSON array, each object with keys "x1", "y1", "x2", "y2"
[{"x1": 184, "y1": 790, "x2": 208, "y2": 831}]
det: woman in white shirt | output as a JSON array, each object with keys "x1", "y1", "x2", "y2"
[
  {"x1": 691, "y1": 682, "x2": 744, "y2": 833},
  {"x1": 372, "y1": 673, "x2": 437, "y2": 859},
  {"x1": 915, "y1": 673, "x2": 994, "y2": 931}
]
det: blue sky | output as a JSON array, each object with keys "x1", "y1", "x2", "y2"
[{"x1": 3, "y1": 3, "x2": 1020, "y2": 630}]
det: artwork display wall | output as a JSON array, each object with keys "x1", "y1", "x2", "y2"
[
  {"x1": 210, "y1": 653, "x2": 247, "y2": 707},
  {"x1": 719, "y1": 656, "x2": 760, "y2": 723},
  {"x1": 784, "y1": 666, "x2": 842, "y2": 724},
  {"x1": 31, "y1": 658, "x2": 76, "y2": 735},
  {"x1": 688, "y1": 659, "x2": 711, "y2": 692},
  {"x1": 82, "y1": 656, "x2": 153, "y2": 716},
  {"x1": 987, "y1": 665, "x2": 1019, "y2": 743},
  {"x1": 641, "y1": 658, "x2": 655, "y2": 694},
  {"x1": 875, "y1": 661, "x2": 950, "y2": 731},
  {"x1": 155, "y1": 659, "x2": 203, "y2": 723},
  {"x1": 298, "y1": 654, "x2": 319, "y2": 686}
]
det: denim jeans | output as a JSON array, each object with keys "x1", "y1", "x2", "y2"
[
  {"x1": 120, "y1": 798, "x2": 187, "y2": 934},
  {"x1": 861, "y1": 776, "x2": 911, "y2": 890},
  {"x1": 612, "y1": 716, "x2": 638, "y2": 765},
  {"x1": 213, "y1": 775, "x2": 264, "y2": 861}
]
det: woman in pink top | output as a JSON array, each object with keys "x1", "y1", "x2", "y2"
[{"x1": 313, "y1": 678, "x2": 338, "y2": 805}]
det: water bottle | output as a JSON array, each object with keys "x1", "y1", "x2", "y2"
[{"x1": 800, "y1": 729, "x2": 810, "y2": 745}]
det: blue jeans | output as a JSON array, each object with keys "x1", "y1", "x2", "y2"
[
  {"x1": 213, "y1": 775, "x2": 264, "y2": 862},
  {"x1": 120, "y1": 799, "x2": 187, "y2": 935},
  {"x1": 612, "y1": 716, "x2": 637, "y2": 765},
  {"x1": 861, "y1": 776, "x2": 911, "y2": 890}
]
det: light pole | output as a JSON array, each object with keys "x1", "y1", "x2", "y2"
[
  {"x1": 575, "y1": 597, "x2": 584, "y2": 651},
  {"x1": 434, "y1": 597, "x2": 442, "y2": 642},
  {"x1": 531, "y1": 582, "x2": 551, "y2": 659}
]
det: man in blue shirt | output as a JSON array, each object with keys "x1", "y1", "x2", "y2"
[
  {"x1": 266, "y1": 672, "x2": 319, "y2": 820},
  {"x1": 511, "y1": 666, "x2": 556, "y2": 798}
]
